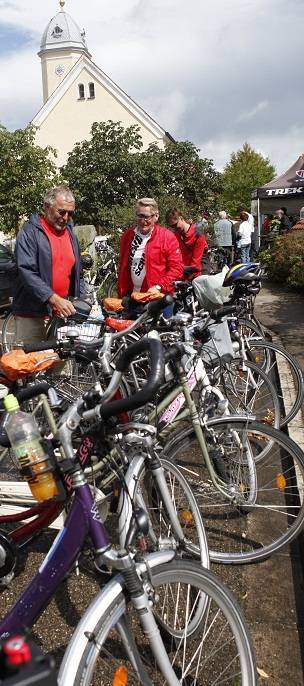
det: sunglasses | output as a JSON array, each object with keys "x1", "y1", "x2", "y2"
[
  {"x1": 57, "y1": 209, "x2": 75, "y2": 218},
  {"x1": 136, "y1": 212, "x2": 155, "y2": 220}
]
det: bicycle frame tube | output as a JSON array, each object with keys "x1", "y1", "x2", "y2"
[{"x1": 0, "y1": 482, "x2": 110, "y2": 638}]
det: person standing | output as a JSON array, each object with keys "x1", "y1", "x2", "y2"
[
  {"x1": 13, "y1": 185, "x2": 85, "y2": 345},
  {"x1": 117, "y1": 198, "x2": 183, "y2": 298},
  {"x1": 165, "y1": 208, "x2": 208, "y2": 278},
  {"x1": 236, "y1": 210, "x2": 253, "y2": 263},
  {"x1": 213, "y1": 211, "x2": 234, "y2": 264}
]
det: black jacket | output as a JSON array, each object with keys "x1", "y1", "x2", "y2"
[{"x1": 13, "y1": 213, "x2": 85, "y2": 316}]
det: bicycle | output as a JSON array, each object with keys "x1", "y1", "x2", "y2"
[
  {"x1": 1, "y1": 299, "x2": 302, "y2": 566},
  {"x1": 0, "y1": 338, "x2": 257, "y2": 685}
]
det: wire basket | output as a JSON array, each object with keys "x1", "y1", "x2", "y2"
[{"x1": 56, "y1": 318, "x2": 102, "y2": 343}]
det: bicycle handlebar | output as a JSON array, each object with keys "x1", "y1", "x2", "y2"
[
  {"x1": 23, "y1": 341, "x2": 58, "y2": 353},
  {"x1": 98, "y1": 337, "x2": 165, "y2": 419}
]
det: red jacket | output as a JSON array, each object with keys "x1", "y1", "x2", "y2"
[
  {"x1": 175, "y1": 224, "x2": 208, "y2": 278},
  {"x1": 117, "y1": 224, "x2": 183, "y2": 297}
]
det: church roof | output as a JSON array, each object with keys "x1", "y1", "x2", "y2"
[
  {"x1": 32, "y1": 54, "x2": 168, "y2": 142},
  {"x1": 40, "y1": 7, "x2": 90, "y2": 54}
]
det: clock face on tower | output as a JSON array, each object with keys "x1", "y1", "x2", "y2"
[{"x1": 55, "y1": 64, "x2": 65, "y2": 76}]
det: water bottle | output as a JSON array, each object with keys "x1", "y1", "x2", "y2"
[{"x1": 3, "y1": 394, "x2": 59, "y2": 501}]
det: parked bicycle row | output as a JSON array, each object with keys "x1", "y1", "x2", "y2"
[{"x1": 0, "y1": 248, "x2": 302, "y2": 683}]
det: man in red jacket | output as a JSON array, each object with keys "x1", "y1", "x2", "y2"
[
  {"x1": 165, "y1": 208, "x2": 208, "y2": 278},
  {"x1": 117, "y1": 198, "x2": 183, "y2": 298}
]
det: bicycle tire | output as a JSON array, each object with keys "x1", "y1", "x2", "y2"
[
  {"x1": 246, "y1": 339, "x2": 304, "y2": 427},
  {"x1": 1, "y1": 311, "x2": 16, "y2": 353},
  {"x1": 164, "y1": 416, "x2": 304, "y2": 563},
  {"x1": 214, "y1": 358, "x2": 281, "y2": 429},
  {"x1": 67, "y1": 560, "x2": 256, "y2": 686},
  {"x1": 127, "y1": 456, "x2": 209, "y2": 566}
]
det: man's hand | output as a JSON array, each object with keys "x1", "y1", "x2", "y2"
[{"x1": 48, "y1": 294, "x2": 76, "y2": 317}]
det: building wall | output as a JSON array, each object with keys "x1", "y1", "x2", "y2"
[
  {"x1": 40, "y1": 49, "x2": 84, "y2": 102},
  {"x1": 34, "y1": 65, "x2": 165, "y2": 167}
]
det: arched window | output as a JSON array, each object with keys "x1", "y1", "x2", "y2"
[
  {"x1": 88, "y1": 82, "x2": 95, "y2": 99},
  {"x1": 78, "y1": 83, "x2": 85, "y2": 99}
]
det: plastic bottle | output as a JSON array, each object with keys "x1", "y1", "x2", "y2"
[{"x1": 3, "y1": 394, "x2": 59, "y2": 501}]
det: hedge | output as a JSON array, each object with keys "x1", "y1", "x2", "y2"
[{"x1": 260, "y1": 230, "x2": 304, "y2": 289}]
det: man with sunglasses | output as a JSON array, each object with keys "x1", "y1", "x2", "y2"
[
  {"x1": 165, "y1": 208, "x2": 208, "y2": 278},
  {"x1": 13, "y1": 185, "x2": 85, "y2": 345},
  {"x1": 117, "y1": 197, "x2": 183, "y2": 302}
]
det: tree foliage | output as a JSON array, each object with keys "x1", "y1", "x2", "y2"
[
  {"x1": 62, "y1": 121, "x2": 221, "y2": 231},
  {"x1": 0, "y1": 125, "x2": 58, "y2": 233},
  {"x1": 219, "y1": 142, "x2": 275, "y2": 215}
]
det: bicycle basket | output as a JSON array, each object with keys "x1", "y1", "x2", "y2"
[
  {"x1": 200, "y1": 320, "x2": 234, "y2": 365},
  {"x1": 56, "y1": 319, "x2": 102, "y2": 343}
]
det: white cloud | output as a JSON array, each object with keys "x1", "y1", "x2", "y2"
[{"x1": 237, "y1": 101, "x2": 269, "y2": 122}]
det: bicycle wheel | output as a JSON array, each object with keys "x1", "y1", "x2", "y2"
[
  {"x1": 215, "y1": 358, "x2": 280, "y2": 428},
  {"x1": 164, "y1": 416, "x2": 304, "y2": 563},
  {"x1": 246, "y1": 339, "x2": 304, "y2": 426},
  {"x1": 1, "y1": 312, "x2": 16, "y2": 353},
  {"x1": 130, "y1": 457, "x2": 209, "y2": 566},
  {"x1": 68, "y1": 560, "x2": 256, "y2": 686}
]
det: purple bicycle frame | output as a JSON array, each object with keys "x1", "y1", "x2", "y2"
[{"x1": 0, "y1": 483, "x2": 110, "y2": 638}]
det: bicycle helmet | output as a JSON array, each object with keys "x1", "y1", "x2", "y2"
[
  {"x1": 81, "y1": 253, "x2": 93, "y2": 270},
  {"x1": 223, "y1": 263, "x2": 259, "y2": 286}
]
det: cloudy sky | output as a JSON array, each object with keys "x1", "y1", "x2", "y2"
[{"x1": 0, "y1": 0, "x2": 303, "y2": 174}]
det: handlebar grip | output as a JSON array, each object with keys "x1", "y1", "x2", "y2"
[
  {"x1": 146, "y1": 294, "x2": 173, "y2": 319},
  {"x1": 23, "y1": 340, "x2": 58, "y2": 353},
  {"x1": 211, "y1": 305, "x2": 241, "y2": 319},
  {"x1": 99, "y1": 338, "x2": 165, "y2": 419}
]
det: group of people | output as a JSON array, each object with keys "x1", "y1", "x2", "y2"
[
  {"x1": 262, "y1": 208, "x2": 294, "y2": 237},
  {"x1": 213, "y1": 208, "x2": 255, "y2": 263},
  {"x1": 12, "y1": 187, "x2": 211, "y2": 342}
]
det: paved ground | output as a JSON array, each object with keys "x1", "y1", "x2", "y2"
[{"x1": 255, "y1": 280, "x2": 304, "y2": 368}]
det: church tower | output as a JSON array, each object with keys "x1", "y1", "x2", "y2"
[{"x1": 38, "y1": 0, "x2": 91, "y2": 103}]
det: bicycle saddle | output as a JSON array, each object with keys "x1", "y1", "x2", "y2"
[{"x1": 67, "y1": 297, "x2": 92, "y2": 320}]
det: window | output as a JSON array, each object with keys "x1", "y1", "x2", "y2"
[
  {"x1": 78, "y1": 83, "x2": 85, "y2": 99},
  {"x1": 88, "y1": 82, "x2": 95, "y2": 99}
]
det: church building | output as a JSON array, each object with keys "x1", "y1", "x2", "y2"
[{"x1": 32, "y1": 0, "x2": 170, "y2": 167}]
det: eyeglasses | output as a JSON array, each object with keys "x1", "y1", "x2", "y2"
[
  {"x1": 136, "y1": 212, "x2": 155, "y2": 221},
  {"x1": 57, "y1": 209, "x2": 75, "y2": 218}
]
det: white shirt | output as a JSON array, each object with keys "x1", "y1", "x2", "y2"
[
  {"x1": 129, "y1": 229, "x2": 152, "y2": 291},
  {"x1": 237, "y1": 220, "x2": 252, "y2": 246}
]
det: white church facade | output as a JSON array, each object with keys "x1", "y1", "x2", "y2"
[{"x1": 32, "y1": 0, "x2": 171, "y2": 167}]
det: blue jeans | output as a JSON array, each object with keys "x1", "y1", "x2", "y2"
[{"x1": 239, "y1": 244, "x2": 251, "y2": 263}]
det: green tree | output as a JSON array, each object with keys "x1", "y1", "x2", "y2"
[
  {"x1": 220, "y1": 142, "x2": 275, "y2": 215},
  {"x1": 0, "y1": 125, "x2": 58, "y2": 233},
  {"x1": 135, "y1": 140, "x2": 222, "y2": 221},
  {"x1": 62, "y1": 121, "x2": 222, "y2": 232},
  {"x1": 62, "y1": 120, "x2": 144, "y2": 229}
]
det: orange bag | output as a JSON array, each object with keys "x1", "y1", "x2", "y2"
[
  {"x1": 103, "y1": 297, "x2": 123, "y2": 312},
  {"x1": 131, "y1": 291, "x2": 164, "y2": 303},
  {"x1": 0, "y1": 349, "x2": 61, "y2": 381},
  {"x1": 105, "y1": 317, "x2": 134, "y2": 332}
]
